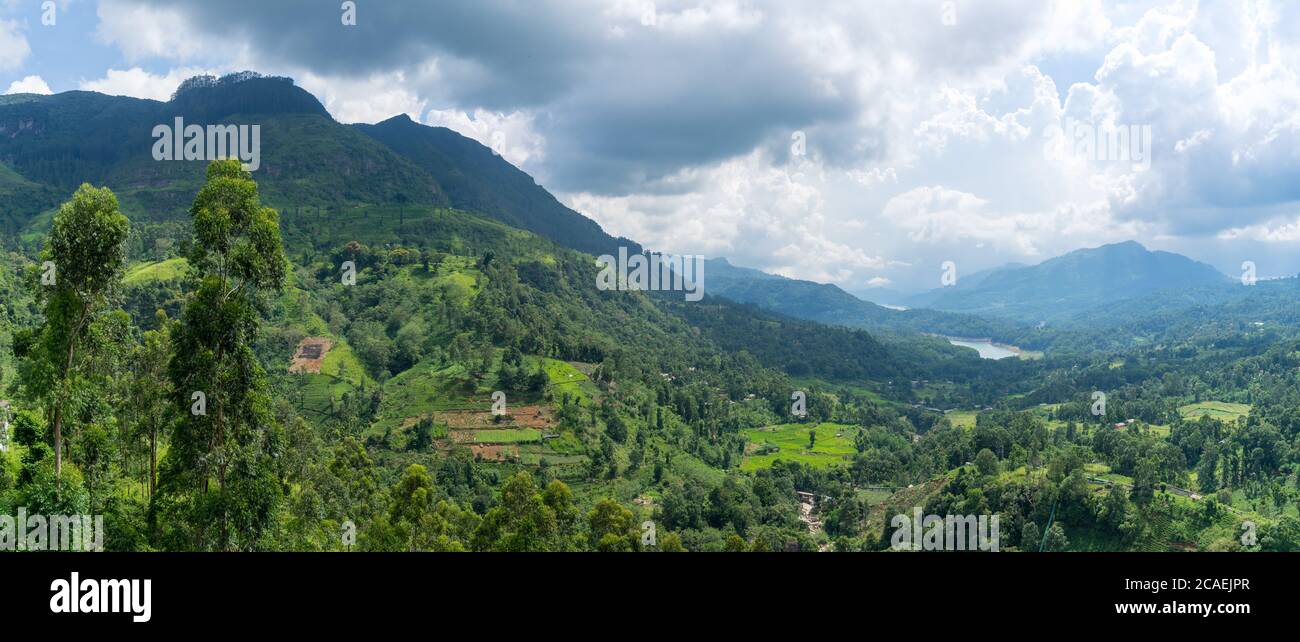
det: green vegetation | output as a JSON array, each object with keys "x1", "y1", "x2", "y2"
[
  {"x1": 543, "y1": 358, "x2": 598, "y2": 406},
  {"x1": 2, "y1": 73, "x2": 1299, "y2": 554},
  {"x1": 742, "y1": 423, "x2": 858, "y2": 471},
  {"x1": 947, "y1": 410, "x2": 978, "y2": 429},
  {"x1": 464, "y1": 429, "x2": 542, "y2": 444},
  {"x1": 124, "y1": 258, "x2": 188, "y2": 285},
  {"x1": 1179, "y1": 401, "x2": 1251, "y2": 423}
]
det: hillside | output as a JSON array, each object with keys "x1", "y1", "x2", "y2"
[{"x1": 353, "y1": 115, "x2": 637, "y2": 257}]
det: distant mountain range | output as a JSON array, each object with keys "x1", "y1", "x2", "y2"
[
  {"x1": 704, "y1": 258, "x2": 1027, "y2": 342},
  {"x1": 705, "y1": 242, "x2": 1253, "y2": 352},
  {"x1": 902, "y1": 241, "x2": 1232, "y2": 321}
]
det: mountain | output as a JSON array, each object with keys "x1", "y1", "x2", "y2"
[
  {"x1": 903, "y1": 242, "x2": 1231, "y2": 322},
  {"x1": 0, "y1": 77, "x2": 445, "y2": 220},
  {"x1": 352, "y1": 115, "x2": 637, "y2": 256},
  {"x1": 0, "y1": 72, "x2": 631, "y2": 258}
]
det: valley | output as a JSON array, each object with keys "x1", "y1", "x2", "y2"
[{"x1": 1, "y1": 72, "x2": 1298, "y2": 553}]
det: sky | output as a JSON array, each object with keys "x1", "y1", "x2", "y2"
[{"x1": 3, "y1": 0, "x2": 1300, "y2": 295}]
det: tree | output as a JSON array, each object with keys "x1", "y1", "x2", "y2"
[
  {"x1": 159, "y1": 160, "x2": 288, "y2": 551},
  {"x1": 129, "y1": 310, "x2": 172, "y2": 498},
  {"x1": 587, "y1": 498, "x2": 640, "y2": 552},
  {"x1": 1101, "y1": 486, "x2": 1130, "y2": 532},
  {"x1": 1043, "y1": 523, "x2": 1070, "y2": 552},
  {"x1": 542, "y1": 480, "x2": 579, "y2": 549},
  {"x1": 605, "y1": 413, "x2": 628, "y2": 443},
  {"x1": 409, "y1": 417, "x2": 434, "y2": 452},
  {"x1": 657, "y1": 532, "x2": 686, "y2": 552},
  {"x1": 28, "y1": 184, "x2": 129, "y2": 481},
  {"x1": 974, "y1": 448, "x2": 999, "y2": 477},
  {"x1": 1020, "y1": 521, "x2": 1040, "y2": 551},
  {"x1": 1132, "y1": 457, "x2": 1158, "y2": 505},
  {"x1": 473, "y1": 471, "x2": 558, "y2": 551},
  {"x1": 1197, "y1": 444, "x2": 1219, "y2": 494}
]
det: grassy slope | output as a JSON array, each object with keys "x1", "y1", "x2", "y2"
[
  {"x1": 124, "y1": 258, "x2": 188, "y2": 285},
  {"x1": 741, "y1": 422, "x2": 858, "y2": 471}
]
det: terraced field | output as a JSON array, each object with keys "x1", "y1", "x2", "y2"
[
  {"x1": 544, "y1": 359, "x2": 599, "y2": 406},
  {"x1": 1179, "y1": 401, "x2": 1251, "y2": 423}
]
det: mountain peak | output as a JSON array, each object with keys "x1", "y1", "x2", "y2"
[
  {"x1": 1098, "y1": 240, "x2": 1146, "y2": 251},
  {"x1": 377, "y1": 113, "x2": 417, "y2": 126},
  {"x1": 905, "y1": 240, "x2": 1229, "y2": 321},
  {"x1": 165, "y1": 72, "x2": 329, "y2": 120}
]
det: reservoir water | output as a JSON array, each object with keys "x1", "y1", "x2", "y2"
[{"x1": 947, "y1": 338, "x2": 1018, "y2": 360}]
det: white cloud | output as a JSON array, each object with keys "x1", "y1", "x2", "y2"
[
  {"x1": 0, "y1": 19, "x2": 30, "y2": 71},
  {"x1": 565, "y1": 148, "x2": 894, "y2": 283},
  {"x1": 79, "y1": 66, "x2": 219, "y2": 101},
  {"x1": 1218, "y1": 214, "x2": 1300, "y2": 242},
  {"x1": 297, "y1": 69, "x2": 432, "y2": 125},
  {"x1": 94, "y1": 0, "x2": 227, "y2": 62},
  {"x1": 425, "y1": 107, "x2": 548, "y2": 170},
  {"x1": 4, "y1": 75, "x2": 51, "y2": 95}
]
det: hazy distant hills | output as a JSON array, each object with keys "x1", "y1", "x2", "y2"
[
  {"x1": 704, "y1": 258, "x2": 1028, "y2": 343},
  {"x1": 703, "y1": 241, "x2": 1264, "y2": 353},
  {"x1": 903, "y1": 241, "x2": 1232, "y2": 322}
]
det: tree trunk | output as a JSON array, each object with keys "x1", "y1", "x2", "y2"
[
  {"x1": 149, "y1": 424, "x2": 157, "y2": 498},
  {"x1": 53, "y1": 303, "x2": 91, "y2": 481},
  {"x1": 52, "y1": 404, "x2": 63, "y2": 481}
]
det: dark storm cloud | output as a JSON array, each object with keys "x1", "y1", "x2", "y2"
[
  {"x1": 136, "y1": 0, "x2": 599, "y2": 108},
  {"x1": 128, "y1": 0, "x2": 863, "y2": 192}
]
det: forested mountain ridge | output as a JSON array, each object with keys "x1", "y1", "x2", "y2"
[
  {"x1": 0, "y1": 72, "x2": 632, "y2": 260},
  {"x1": 353, "y1": 115, "x2": 638, "y2": 257},
  {"x1": 2, "y1": 161, "x2": 1020, "y2": 552},
  {"x1": 0, "y1": 74, "x2": 446, "y2": 230}
]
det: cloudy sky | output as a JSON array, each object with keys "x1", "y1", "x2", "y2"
[{"x1": 4, "y1": 0, "x2": 1300, "y2": 294}]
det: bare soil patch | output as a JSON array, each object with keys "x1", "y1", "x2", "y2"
[
  {"x1": 290, "y1": 337, "x2": 333, "y2": 374},
  {"x1": 470, "y1": 444, "x2": 518, "y2": 462},
  {"x1": 431, "y1": 405, "x2": 555, "y2": 429}
]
